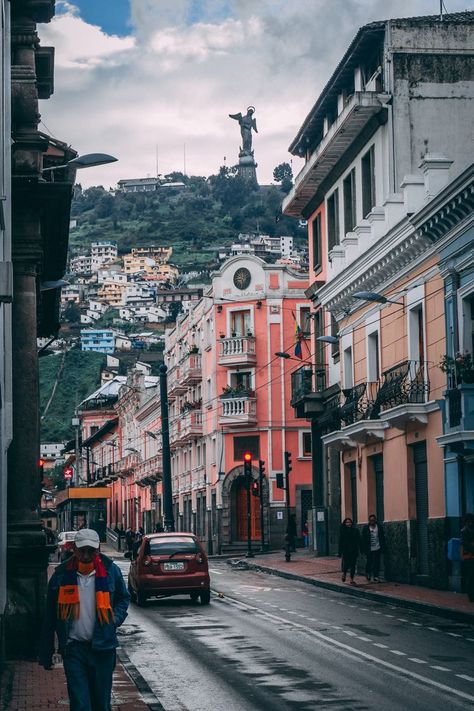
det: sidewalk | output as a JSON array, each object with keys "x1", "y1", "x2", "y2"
[
  {"x1": 235, "y1": 550, "x2": 474, "y2": 624},
  {"x1": 0, "y1": 655, "x2": 155, "y2": 710}
]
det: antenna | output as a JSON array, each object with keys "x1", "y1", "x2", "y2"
[
  {"x1": 440, "y1": 1, "x2": 443, "y2": 20},
  {"x1": 155, "y1": 145, "x2": 159, "y2": 177},
  {"x1": 183, "y1": 143, "x2": 187, "y2": 176}
]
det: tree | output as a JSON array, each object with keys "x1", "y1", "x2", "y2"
[
  {"x1": 63, "y1": 302, "x2": 81, "y2": 324},
  {"x1": 273, "y1": 162, "x2": 293, "y2": 194}
]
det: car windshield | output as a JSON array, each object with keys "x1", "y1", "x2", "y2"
[{"x1": 147, "y1": 537, "x2": 198, "y2": 556}]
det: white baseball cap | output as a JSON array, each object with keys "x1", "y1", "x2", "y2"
[{"x1": 75, "y1": 529, "x2": 100, "y2": 549}]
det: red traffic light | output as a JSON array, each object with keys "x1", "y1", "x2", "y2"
[
  {"x1": 38, "y1": 458, "x2": 45, "y2": 468},
  {"x1": 243, "y1": 452, "x2": 252, "y2": 462},
  {"x1": 63, "y1": 466, "x2": 73, "y2": 480}
]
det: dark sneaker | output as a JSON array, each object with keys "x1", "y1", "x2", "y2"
[{"x1": 342, "y1": 573, "x2": 346, "y2": 582}]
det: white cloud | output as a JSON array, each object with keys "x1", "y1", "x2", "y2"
[{"x1": 39, "y1": 0, "x2": 473, "y2": 188}]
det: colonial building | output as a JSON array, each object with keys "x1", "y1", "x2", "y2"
[{"x1": 283, "y1": 11, "x2": 474, "y2": 588}]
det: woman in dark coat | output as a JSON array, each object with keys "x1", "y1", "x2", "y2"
[
  {"x1": 461, "y1": 513, "x2": 474, "y2": 603},
  {"x1": 338, "y1": 518, "x2": 361, "y2": 585}
]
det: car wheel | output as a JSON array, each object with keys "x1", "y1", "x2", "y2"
[
  {"x1": 190, "y1": 592, "x2": 199, "y2": 603},
  {"x1": 136, "y1": 590, "x2": 147, "y2": 607},
  {"x1": 128, "y1": 584, "x2": 137, "y2": 603},
  {"x1": 200, "y1": 590, "x2": 211, "y2": 605}
]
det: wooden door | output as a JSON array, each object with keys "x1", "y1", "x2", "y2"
[{"x1": 236, "y1": 478, "x2": 261, "y2": 541}]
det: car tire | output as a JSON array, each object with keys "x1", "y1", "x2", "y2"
[
  {"x1": 190, "y1": 592, "x2": 199, "y2": 603},
  {"x1": 200, "y1": 590, "x2": 211, "y2": 605},
  {"x1": 136, "y1": 591, "x2": 147, "y2": 607}
]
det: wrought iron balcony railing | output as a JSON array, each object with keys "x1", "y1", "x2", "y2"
[
  {"x1": 446, "y1": 387, "x2": 462, "y2": 428},
  {"x1": 339, "y1": 381, "x2": 380, "y2": 426},
  {"x1": 290, "y1": 364, "x2": 327, "y2": 405},
  {"x1": 377, "y1": 360, "x2": 429, "y2": 412}
]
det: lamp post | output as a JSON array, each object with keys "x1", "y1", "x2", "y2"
[{"x1": 159, "y1": 364, "x2": 175, "y2": 532}]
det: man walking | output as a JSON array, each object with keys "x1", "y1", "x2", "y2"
[
  {"x1": 362, "y1": 514, "x2": 386, "y2": 582},
  {"x1": 39, "y1": 528, "x2": 130, "y2": 710}
]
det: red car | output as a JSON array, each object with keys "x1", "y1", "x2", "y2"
[
  {"x1": 128, "y1": 532, "x2": 211, "y2": 607},
  {"x1": 56, "y1": 531, "x2": 76, "y2": 562}
]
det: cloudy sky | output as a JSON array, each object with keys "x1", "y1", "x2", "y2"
[{"x1": 39, "y1": 0, "x2": 472, "y2": 188}]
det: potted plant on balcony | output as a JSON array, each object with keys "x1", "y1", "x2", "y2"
[
  {"x1": 439, "y1": 352, "x2": 474, "y2": 384},
  {"x1": 188, "y1": 345, "x2": 199, "y2": 354}
]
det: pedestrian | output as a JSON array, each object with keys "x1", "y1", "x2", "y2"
[
  {"x1": 338, "y1": 518, "x2": 360, "y2": 585},
  {"x1": 125, "y1": 527, "x2": 134, "y2": 555},
  {"x1": 302, "y1": 520, "x2": 309, "y2": 549},
  {"x1": 361, "y1": 514, "x2": 386, "y2": 582},
  {"x1": 461, "y1": 513, "x2": 474, "y2": 603},
  {"x1": 154, "y1": 521, "x2": 164, "y2": 533},
  {"x1": 39, "y1": 528, "x2": 130, "y2": 711}
]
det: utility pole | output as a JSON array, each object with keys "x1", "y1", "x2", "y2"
[
  {"x1": 243, "y1": 452, "x2": 254, "y2": 558},
  {"x1": 259, "y1": 459, "x2": 266, "y2": 552},
  {"x1": 284, "y1": 451, "x2": 292, "y2": 562},
  {"x1": 159, "y1": 364, "x2": 175, "y2": 531}
]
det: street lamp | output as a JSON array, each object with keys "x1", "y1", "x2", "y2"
[
  {"x1": 316, "y1": 335, "x2": 339, "y2": 345},
  {"x1": 40, "y1": 279, "x2": 70, "y2": 291},
  {"x1": 42, "y1": 152, "x2": 118, "y2": 173},
  {"x1": 353, "y1": 291, "x2": 404, "y2": 305}
]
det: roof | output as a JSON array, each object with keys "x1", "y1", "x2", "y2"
[
  {"x1": 79, "y1": 376, "x2": 126, "y2": 408},
  {"x1": 288, "y1": 10, "x2": 474, "y2": 156},
  {"x1": 82, "y1": 417, "x2": 118, "y2": 448}
]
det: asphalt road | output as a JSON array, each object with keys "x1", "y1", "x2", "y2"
[{"x1": 115, "y1": 559, "x2": 474, "y2": 711}]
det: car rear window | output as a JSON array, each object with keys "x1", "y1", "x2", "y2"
[
  {"x1": 147, "y1": 537, "x2": 199, "y2": 555},
  {"x1": 64, "y1": 533, "x2": 76, "y2": 541}
]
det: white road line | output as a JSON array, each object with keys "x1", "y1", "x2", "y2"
[
  {"x1": 343, "y1": 630, "x2": 358, "y2": 637},
  {"x1": 358, "y1": 636, "x2": 371, "y2": 642},
  {"x1": 431, "y1": 666, "x2": 450, "y2": 672},
  {"x1": 372, "y1": 611, "x2": 382, "y2": 615},
  {"x1": 408, "y1": 658, "x2": 427, "y2": 664},
  {"x1": 373, "y1": 643, "x2": 389, "y2": 649},
  {"x1": 467, "y1": 638, "x2": 474, "y2": 642},
  {"x1": 390, "y1": 650, "x2": 406, "y2": 656},
  {"x1": 385, "y1": 614, "x2": 395, "y2": 618},
  {"x1": 397, "y1": 618, "x2": 408, "y2": 622},
  {"x1": 447, "y1": 632, "x2": 462, "y2": 638},
  {"x1": 428, "y1": 627, "x2": 439, "y2": 632},
  {"x1": 220, "y1": 595, "x2": 474, "y2": 704},
  {"x1": 411, "y1": 622, "x2": 422, "y2": 626},
  {"x1": 456, "y1": 674, "x2": 474, "y2": 682},
  {"x1": 209, "y1": 569, "x2": 223, "y2": 575}
]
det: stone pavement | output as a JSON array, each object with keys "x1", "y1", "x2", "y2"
[
  {"x1": 237, "y1": 549, "x2": 474, "y2": 623},
  {"x1": 0, "y1": 656, "x2": 155, "y2": 711}
]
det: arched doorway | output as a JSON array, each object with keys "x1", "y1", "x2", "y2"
[{"x1": 221, "y1": 465, "x2": 269, "y2": 547}]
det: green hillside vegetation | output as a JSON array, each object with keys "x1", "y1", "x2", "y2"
[
  {"x1": 70, "y1": 166, "x2": 304, "y2": 270},
  {"x1": 40, "y1": 349, "x2": 106, "y2": 442}
]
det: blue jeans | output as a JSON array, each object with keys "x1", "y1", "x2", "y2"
[{"x1": 63, "y1": 640, "x2": 116, "y2": 711}]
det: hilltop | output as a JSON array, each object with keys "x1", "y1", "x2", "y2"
[{"x1": 70, "y1": 167, "x2": 305, "y2": 272}]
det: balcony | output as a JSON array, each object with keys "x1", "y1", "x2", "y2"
[
  {"x1": 180, "y1": 352, "x2": 202, "y2": 385},
  {"x1": 322, "y1": 381, "x2": 388, "y2": 449},
  {"x1": 134, "y1": 453, "x2": 163, "y2": 487},
  {"x1": 437, "y1": 383, "x2": 474, "y2": 452},
  {"x1": 192, "y1": 465, "x2": 206, "y2": 491},
  {"x1": 180, "y1": 409, "x2": 203, "y2": 441},
  {"x1": 218, "y1": 336, "x2": 256, "y2": 367},
  {"x1": 283, "y1": 91, "x2": 390, "y2": 217},
  {"x1": 168, "y1": 365, "x2": 186, "y2": 398},
  {"x1": 290, "y1": 365, "x2": 328, "y2": 418},
  {"x1": 219, "y1": 393, "x2": 257, "y2": 427},
  {"x1": 377, "y1": 361, "x2": 436, "y2": 430}
]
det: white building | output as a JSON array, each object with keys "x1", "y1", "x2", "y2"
[
  {"x1": 91, "y1": 241, "x2": 118, "y2": 271},
  {"x1": 70, "y1": 254, "x2": 92, "y2": 275}
]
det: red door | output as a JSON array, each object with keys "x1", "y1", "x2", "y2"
[{"x1": 236, "y1": 478, "x2": 261, "y2": 541}]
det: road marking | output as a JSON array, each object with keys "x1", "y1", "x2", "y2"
[
  {"x1": 390, "y1": 650, "x2": 406, "y2": 656},
  {"x1": 408, "y1": 658, "x2": 427, "y2": 664},
  {"x1": 456, "y1": 674, "x2": 474, "y2": 682},
  {"x1": 209, "y1": 569, "x2": 223, "y2": 575},
  {"x1": 428, "y1": 627, "x2": 439, "y2": 632},
  {"x1": 358, "y1": 636, "x2": 371, "y2": 642},
  {"x1": 431, "y1": 666, "x2": 450, "y2": 672},
  {"x1": 217, "y1": 594, "x2": 474, "y2": 704},
  {"x1": 385, "y1": 614, "x2": 394, "y2": 618},
  {"x1": 447, "y1": 632, "x2": 462, "y2": 638},
  {"x1": 343, "y1": 630, "x2": 357, "y2": 637},
  {"x1": 373, "y1": 643, "x2": 388, "y2": 649},
  {"x1": 467, "y1": 638, "x2": 474, "y2": 642},
  {"x1": 411, "y1": 622, "x2": 422, "y2": 626},
  {"x1": 397, "y1": 618, "x2": 408, "y2": 622}
]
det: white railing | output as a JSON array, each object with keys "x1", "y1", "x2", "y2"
[
  {"x1": 219, "y1": 336, "x2": 256, "y2": 358},
  {"x1": 221, "y1": 396, "x2": 257, "y2": 418}
]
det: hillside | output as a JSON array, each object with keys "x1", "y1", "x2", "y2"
[
  {"x1": 70, "y1": 167, "x2": 304, "y2": 271},
  {"x1": 40, "y1": 349, "x2": 105, "y2": 442}
]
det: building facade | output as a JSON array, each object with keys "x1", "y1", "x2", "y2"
[
  {"x1": 81, "y1": 329, "x2": 115, "y2": 354},
  {"x1": 283, "y1": 11, "x2": 474, "y2": 588}
]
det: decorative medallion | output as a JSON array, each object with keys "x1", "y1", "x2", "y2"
[{"x1": 233, "y1": 267, "x2": 251, "y2": 290}]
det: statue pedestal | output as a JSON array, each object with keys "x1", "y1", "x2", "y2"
[{"x1": 238, "y1": 151, "x2": 258, "y2": 184}]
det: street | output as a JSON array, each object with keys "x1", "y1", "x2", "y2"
[{"x1": 115, "y1": 560, "x2": 474, "y2": 710}]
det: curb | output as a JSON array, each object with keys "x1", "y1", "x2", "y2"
[
  {"x1": 241, "y1": 561, "x2": 474, "y2": 625},
  {"x1": 117, "y1": 648, "x2": 165, "y2": 711}
]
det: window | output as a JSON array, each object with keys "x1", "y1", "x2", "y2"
[
  {"x1": 299, "y1": 307, "x2": 311, "y2": 337},
  {"x1": 231, "y1": 310, "x2": 251, "y2": 336},
  {"x1": 90, "y1": 426, "x2": 99, "y2": 436},
  {"x1": 314, "y1": 310, "x2": 325, "y2": 366},
  {"x1": 343, "y1": 346, "x2": 353, "y2": 389},
  {"x1": 302, "y1": 432, "x2": 312, "y2": 457},
  {"x1": 408, "y1": 304, "x2": 425, "y2": 364},
  {"x1": 312, "y1": 213, "x2": 322, "y2": 271},
  {"x1": 327, "y1": 189, "x2": 340, "y2": 251},
  {"x1": 331, "y1": 314, "x2": 340, "y2": 360},
  {"x1": 367, "y1": 331, "x2": 380, "y2": 382},
  {"x1": 234, "y1": 436, "x2": 260, "y2": 461},
  {"x1": 230, "y1": 370, "x2": 252, "y2": 391},
  {"x1": 343, "y1": 169, "x2": 356, "y2": 234},
  {"x1": 362, "y1": 146, "x2": 376, "y2": 218}
]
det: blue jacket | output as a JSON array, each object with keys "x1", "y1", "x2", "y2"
[{"x1": 39, "y1": 554, "x2": 130, "y2": 667}]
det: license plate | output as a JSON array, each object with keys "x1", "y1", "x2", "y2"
[{"x1": 163, "y1": 561, "x2": 185, "y2": 571}]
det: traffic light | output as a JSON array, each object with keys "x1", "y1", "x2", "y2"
[
  {"x1": 276, "y1": 472, "x2": 284, "y2": 489},
  {"x1": 284, "y1": 450, "x2": 292, "y2": 476},
  {"x1": 243, "y1": 451, "x2": 252, "y2": 479},
  {"x1": 63, "y1": 466, "x2": 73, "y2": 481},
  {"x1": 259, "y1": 460, "x2": 265, "y2": 478},
  {"x1": 251, "y1": 480, "x2": 260, "y2": 497},
  {"x1": 38, "y1": 458, "x2": 45, "y2": 482}
]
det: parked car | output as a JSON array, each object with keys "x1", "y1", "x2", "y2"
[
  {"x1": 128, "y1": 532, "x2": 211, "y2": 607},
  {"x1": 56, "y1": 531, "x2": 76, "y2": 561}
]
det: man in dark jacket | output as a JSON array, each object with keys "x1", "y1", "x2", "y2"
[
  {"x1": 39, "y1": 529, "x2": 130, "y2": 711},
  {"x1": 361, "y1": 514, "x2": 386, "y2": 582}
]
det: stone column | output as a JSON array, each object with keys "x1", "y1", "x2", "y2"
[{"x1": 5, "y1": 2, "x2": 54, "y2": 658}]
